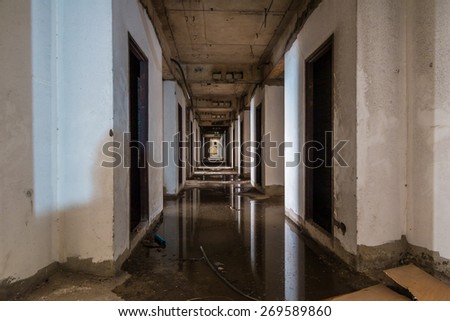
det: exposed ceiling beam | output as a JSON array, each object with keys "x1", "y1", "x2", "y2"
[
  {"x1": 139, "y1": 0, "x2": 176, "y2": 79},
  {"x1": 188, "y1": 79, "x2": 261, "y2": 85},
  {"x1": 140, "y1": 0, "x2": 195, "y2": 107},
  {"x1": 260, "y1": 0, "x2": 322, "y2": 81},
  {"x1": 199, "y1": 122, "x2": 232, "y2": 127},
  {"x1": 196, "y1": 107, "x2": 233, "y2": 112},
  {"x1": 184, "y1": 63, "x2": 263, "y2": 84},
  {"x1": 199, "y1": 116, "x2": 232, "y2": 121}
]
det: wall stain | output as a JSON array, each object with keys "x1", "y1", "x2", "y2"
[{"x1": 24, "y1": 189, "x2": 33, "y2": 226}]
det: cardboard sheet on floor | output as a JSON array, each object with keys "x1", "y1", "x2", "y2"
[
  {"x1": 384, "y1": 264, "x2": 450, "y2": 301},
  {"x1": 326, "y1": 284, "x2": 409, "y2": 301}
]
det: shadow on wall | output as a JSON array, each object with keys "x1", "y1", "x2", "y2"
[
  {"x1": 0, "y1": 139, "x2": 118, "y2": 300},
  {"x1": 0, "y1": 0, "x2": 48, "y2": 300}
]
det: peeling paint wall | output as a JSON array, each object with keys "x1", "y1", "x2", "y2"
[
  {"x1": 406, "y1": 0, "x2": 450, "y2": 261},
  {"x1": 356, "y1": 0, "x2": 407, "y2": 247},
  {"x1": 284, "y1": 0, "x2": 358, "y2": 255},
  {"x1": 112, "y1": 0, "x2": 164, "y2": 261},
  {"x1": 356, "y1": 0, "x2": 450, "y2": 272}
]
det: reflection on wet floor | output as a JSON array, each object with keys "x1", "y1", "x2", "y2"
[{"x1": 114, "y1": 179, "x2": 375, "y2": 301}]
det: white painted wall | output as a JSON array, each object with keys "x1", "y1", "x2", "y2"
[
  {"x1": 32, "y1": 0, "x2": 59, "y2": 264},
  {"x1": 112, "y1": 0, "x2": 164, "y2": 260},
  {"x1": 233, "y1": 119, "x2": 239, "y2": 169},
  {"x1": 0, "y1": 0, "x2": 57, "y2": 283},
  {"x1": 284, "y1": 0, "x2": 358, "y2": 254},
  {"x1": 163, "y1": 81, "x2": 186, "y2": 195},
  {"x1": 193, "y1": 119, "x2": 200, "y2": 168},
  {"x1": 250, "y1": 85, "x2": 285, "y2": 189},
  {"x1": 242, "y1": 109, "x2": 251, "y2": 175},
  {"x1": 406, "y1": 0, "x2": 450, "y2": 260},
  {"x1": 163, "y1": 81, "x2": 177, "y2": 194},
  {"x1": 284, "y1": 40, "x2": 303, "y2": 221},
  {"x1": 250, "y1": 86, "x2": 264, "y2": 186},
  {"x1": 58, "y1": 0, "x2": 114, "y2": 264},
  {"x1": 264, "y1": 85, "x2": 284, "y2": 188},
  {"x1": 1, "y1": 0, "x2": 166, "y2": 286},
  {"x1": 237, "y1": 114, "x2": 242, "y2": 175},
  {"x1": 1, "y1": 0, "x2": 121, "y2": 283}
]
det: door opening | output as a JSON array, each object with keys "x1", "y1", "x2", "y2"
[
  {"x1": 305, "y1": 36, "x2": 334, "y2": 234},
  {"x1": 129, "y1": 35, "x2": 149, "y2": 234}
]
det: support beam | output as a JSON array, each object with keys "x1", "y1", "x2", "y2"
[
  {"x1": 184, "y1": 64, "x2": 263, "y2": 84},
  {"x1": 139, "y1": 0, "x2": 176, "y2": 80},
  {"x1": 259, "y1": 0, "x2": 322, "y2": 82}
]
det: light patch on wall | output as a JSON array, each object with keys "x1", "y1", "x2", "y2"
[{"x1": 31, "y1": 0, "x2": 56, "y2": 218}]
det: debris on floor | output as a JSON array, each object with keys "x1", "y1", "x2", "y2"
[
  {"x1": 326, "y1": 284, "x2": 409, "y2": 301},
  {"x1": 327, "y1": 263, "x2": 450, "y2": 301},
  {"x1": 200, "y1": 245, "x2": 259, "y2": 301},
  {"x1": 154, "y1": 234, "x2": 167, "y2": 248},
  {"x1": 384, "y1": 264, "x2": 450, "y2": 300},
  {"x1": 21, "y1": 270, "x2": 129, "y2": 301}
]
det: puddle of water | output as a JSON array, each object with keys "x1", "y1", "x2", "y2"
[{"x1": 115, "y1": 182, "x2": 374, "y2": 301}]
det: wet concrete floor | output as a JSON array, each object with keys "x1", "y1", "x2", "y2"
[{"x1": 114, "y1": 178, "x2": 375, "y2": 301}]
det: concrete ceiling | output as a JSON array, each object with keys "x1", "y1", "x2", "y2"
[{"x1": 146, "y1": 0, "x2": 296, "y2": 126}]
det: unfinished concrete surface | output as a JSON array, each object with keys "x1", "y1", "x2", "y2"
[{"x1": 21, "y1": 271, "x2": 129, "y2": 301}]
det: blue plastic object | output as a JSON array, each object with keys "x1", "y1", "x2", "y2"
[{"x1": 154, "y1": 234, "x2": 167, "y2": 248}]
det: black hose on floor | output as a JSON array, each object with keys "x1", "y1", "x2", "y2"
[{"x1": 199, "y1": 246, "x2": 259, "y2": 301}]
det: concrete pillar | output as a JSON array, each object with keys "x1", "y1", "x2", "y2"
[
  {"x1": 263, "y1": 85, "x2": 284, "y2": 195},
  {"x1": 163, "y1": 81, "x2": 186, "y2": 195}
]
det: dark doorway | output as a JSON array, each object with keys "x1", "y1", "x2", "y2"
[
  {"x1": 255, "y1": 104, "x2": 263, "y2": 186},
  {"x1": 129, "y1": 35, "x2": 149, "y2": 234},
  {"x1": 189, "y1": 120, "x2": 193, "y2": 176},
  {"x1": 202, "y1": 136, "x2": 209, "y2": 161},
  {"x1": 178, "y1": 104, "x2": 183, "y2": 186},
  {"x1": 226, "y1": 128, "x2": 230, "y2": 166},
  {"x1": 240, "y1": 120, "x2": 244, "y2": 175},
  {"x1": 305, "y1": 36, "x2": 333, "y2": 234}
]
